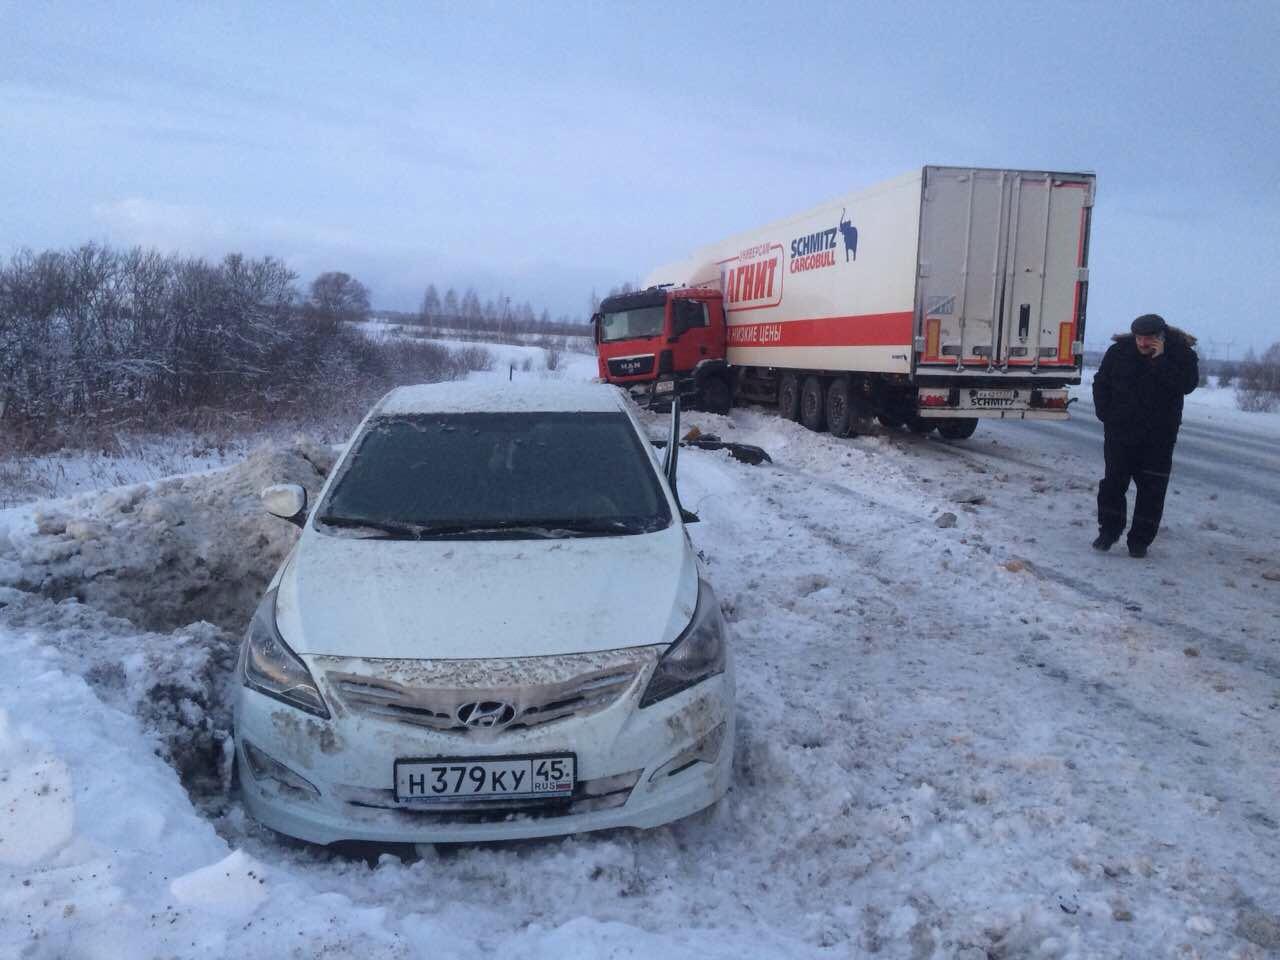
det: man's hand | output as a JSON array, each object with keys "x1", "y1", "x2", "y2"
[{"x1": 1136, "y1": 333, "x2": 1165, "y2": 357}]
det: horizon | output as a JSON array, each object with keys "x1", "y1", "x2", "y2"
[{"x1": 2, "y1": 2, "x2": 1277, "y2": 358}]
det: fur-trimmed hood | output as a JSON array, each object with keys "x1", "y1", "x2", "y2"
[{"x1": 1111, "y1": 325, "x2": 1198, "y2": 348}]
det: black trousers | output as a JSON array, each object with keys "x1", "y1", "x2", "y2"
[{"x1": 1097, "y1": 432, "x2": 1176, "y2": 547}]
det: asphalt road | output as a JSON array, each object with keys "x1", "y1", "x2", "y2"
[{"x1": 994, "y1": 398, "x2": 1280, "y2": 505}]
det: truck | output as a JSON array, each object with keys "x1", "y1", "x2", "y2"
[{"x1": 592, "y1": 165, "x2": 1095, "y2": 439}]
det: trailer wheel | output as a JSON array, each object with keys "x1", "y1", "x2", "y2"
[
  {"x1": 907, "y1": 417, "x2": 935, "y2": 435},
  {"x1": 700, "y1": 376, "x2": 732, "y2": 415},
  {"x1": 937, "y1": 418, "x2": 979, "y2": 440},
  {"x1": 800, "y1": 376, "x2": 827, "y2": 432},
  {"x1": 826, "y1": 378, "x2": 854, "y2": 437},
  {"x1": 778, "y1": 373, "x2": 801, "y2": 421}
]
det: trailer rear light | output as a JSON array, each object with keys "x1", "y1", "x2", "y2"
[
  {"x1": 925, "y1": 318, "x2": 941, "y2": 358},
  {"x1": 1030, "y1": 389, "x2": 1069, "y2": 410},
  {"x1": 1057, "y1": 323, "x2": 1074, "y2": 361},
  {"x1": 918, "y1": 389, "x2": 955, "y2": 407}
]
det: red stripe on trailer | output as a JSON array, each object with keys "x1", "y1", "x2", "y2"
[{"x1": 726, "y1": 311, "x2": 913, "y2": 349}]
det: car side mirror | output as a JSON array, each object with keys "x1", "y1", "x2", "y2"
[{"x1": 262, "y1": 483, "x2": 308, "y2": 528}]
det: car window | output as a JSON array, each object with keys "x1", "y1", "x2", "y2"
[{"x1": 317, "y1": 411, "x2": 672, "y2": 538}]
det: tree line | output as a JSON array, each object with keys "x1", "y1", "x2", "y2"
[
  {"x1": 0, "y1": 243, "x2": 490, "y2": 450},
  {"x1": 408, "y1": 284, "x2": 588, "y2": 340}
]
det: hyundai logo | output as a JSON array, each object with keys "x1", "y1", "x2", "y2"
[{"x1": 456, "y1": 700, "x2": 517, "y2": 729}]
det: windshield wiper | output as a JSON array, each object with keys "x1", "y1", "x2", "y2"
[
  {"x1": 526, "y1": 517, "x2": 664, "y2": 536},
  {"x1": 318, "y1": 515, "x2": 424, "y2": 539},
  {"x1": 413, "y1": 521, "x2": 563, "y2": 540},
  {"x1": 415, "y1": 518, "x2": 663, "y2": 539}
]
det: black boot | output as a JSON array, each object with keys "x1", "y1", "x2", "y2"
[
  {"x1": 1092, "y1": 533, "x2": 1118, "y2": 551},
  {"x1": 1127, "y1": 542, "x2": 1148, "y2": 559}
]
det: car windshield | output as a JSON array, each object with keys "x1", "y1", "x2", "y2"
[
  {"x1": 599, "y1": 306, "x2": 665, "y2": 343},
  {"x1": 318, "y1": 411, "x2": 672, "y2": 539}
]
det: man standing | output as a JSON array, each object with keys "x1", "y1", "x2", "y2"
[{"x1": 1092, "y1": 313, "x2": 1199, "y2": 558}]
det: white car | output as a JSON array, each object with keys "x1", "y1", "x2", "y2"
[{"x1": 234, "y1": 381, "x2": 734, "y2": 844}]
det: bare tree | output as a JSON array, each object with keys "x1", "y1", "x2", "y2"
[
  {"x1": 420, "y1": 284, "x2": 441, "y2": 328},
  {"x1": 308, "y1": 271, "x2": 371, "y2": 329},
  {"x1": 1237, "y1": 344, "x2": 1280, "y2": 412}
]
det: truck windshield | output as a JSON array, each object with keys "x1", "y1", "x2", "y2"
[
  {"x1": 599, "y1": 306, "x2": 665, "y2": 343},
  {"x1": 317, "y1": 412, "x2": 672, "y2": 539}
]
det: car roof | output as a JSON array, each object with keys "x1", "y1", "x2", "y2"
[{"x1": 374, "y1": 381, "x2": 629, "y2": 416}]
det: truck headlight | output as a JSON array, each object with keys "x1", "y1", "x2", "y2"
[
  {"x1": 240, "y1": 590, "x2": 329, "y2": 718},
  {"x1": 640, "y1": 580, "x2": 727, "y2": 708}
]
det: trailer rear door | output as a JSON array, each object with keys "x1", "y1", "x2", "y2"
[{"x1": 917, "y1": 167, "x2": 1092, "y2": 375}]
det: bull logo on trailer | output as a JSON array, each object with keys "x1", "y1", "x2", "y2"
[
  {"x1": 838, "y1": 207, "x2": 858, "y2": 261},
  {"x1": 788, "y1": 208, "x2": 858, "y2": 276}
]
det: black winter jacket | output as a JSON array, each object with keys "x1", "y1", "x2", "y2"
[{"x1": 1092, "y1": 328, "x2": 1199, "y2": 443}]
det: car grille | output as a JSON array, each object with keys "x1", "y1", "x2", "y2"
[
  {"x1": 607, "y1": 354, "x2": 655, "y2": 378},
  {"x1": 318, "y1": 647, "x2": 660, "y2": 736}
]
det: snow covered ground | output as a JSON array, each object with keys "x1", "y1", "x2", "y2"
[{"x1": 2, "y1": 361, "x2": 1278, "y2": 959}]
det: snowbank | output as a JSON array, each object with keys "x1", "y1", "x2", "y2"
[{"x1": 2, "y1": 374, "x2": 1278, "y2": 958}]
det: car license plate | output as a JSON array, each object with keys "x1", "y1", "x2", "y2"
[
  {"x1": 654, "y1": 380, "x2": 675, "y2": 394},
  {"x1": 394, "y1": 754, "x2": 576, "y2": 803}
]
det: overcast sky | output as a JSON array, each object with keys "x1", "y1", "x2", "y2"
[{"x1": 2, "y1": 1, "x2": 1277, "y2": 356}]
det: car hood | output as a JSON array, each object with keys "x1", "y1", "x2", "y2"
[{"x1": 274, "y1": 525, "x2": 699, "y2": 660}]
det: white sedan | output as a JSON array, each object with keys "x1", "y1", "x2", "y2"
[{"x1": 234, "y1": 381, "x2": 734, "y2": 844}]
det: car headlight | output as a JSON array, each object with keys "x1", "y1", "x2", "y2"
[
  {"x1": 640, "y1": 579, "x2": 727, "y2": 708},
  {"x1": 240, "y1": 589, "x2": 330, "y2": 718}
]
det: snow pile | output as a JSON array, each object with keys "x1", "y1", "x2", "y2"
[
  {"x1": 0, "y1": 437, "x2": 335, "y2": 796},
  {"x1": 1, "y1": 438, "x2": 334, "y2": 632},
  {"x1": 0, "y1": 710, "x2": 74, "y2": 867}
]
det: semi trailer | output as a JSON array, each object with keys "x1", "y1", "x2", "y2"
[{"x1": 592, "y1": 165, "x2": 1095, "y2": 439}]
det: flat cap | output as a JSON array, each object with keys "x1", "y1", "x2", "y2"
[{"x1": 1131, "y1": 313, "x2": 1167, "y2": 336}]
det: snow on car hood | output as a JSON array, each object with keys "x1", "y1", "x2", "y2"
[{"x1": 273, "y1": 524, "x2": 699, "y2": 660}]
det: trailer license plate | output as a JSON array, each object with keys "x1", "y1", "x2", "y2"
[
  {"x1": 394, "y1": 755, "x2": 575, "y2": 803},
  {"x1": 970, "y1": 390, "x2": 1017, "y2": 408}
]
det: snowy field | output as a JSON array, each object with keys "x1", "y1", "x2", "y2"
[
  {"x1": 2, "y1": 355, "x2": 1278, "y2": 959},
  {"x1": 0, "y1": 335, "x2": 594, "y2": 507}
]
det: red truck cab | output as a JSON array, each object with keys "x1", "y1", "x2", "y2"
[{"x1": 592, "y1": 286, "x2": 732, "y2": 412}]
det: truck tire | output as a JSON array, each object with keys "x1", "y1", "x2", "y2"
[
  {"x1": 937, "y1": 418, "x2": 979, "y2": 440},
  {"x1": 826, "y1": 378, "x2": 854, "y2": 437},
  {"x1": 778, "y1": 373, "x2": 801, "y2": 421},
  {"x1": 800, "y1": 376, "x2": 826, "y2": 432},
  {"x1": 700, "y1": 376, "x2": 732, "y2": 415}
]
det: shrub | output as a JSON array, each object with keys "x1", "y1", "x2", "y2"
[
  {"x1": 0, "y1": 243, "x2": 494, "y2": 452},
  {"x1": 1236, "y1": 344, "x2": 1280, "y2": 413}
]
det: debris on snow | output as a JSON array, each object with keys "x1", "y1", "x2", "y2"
[{"x1": 0, "y1": 711, "x2": 74, "y2": 866}]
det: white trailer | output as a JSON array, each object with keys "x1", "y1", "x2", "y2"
[{"x1": 644, "y1": 166, "x2": 1095, "y2": 437}]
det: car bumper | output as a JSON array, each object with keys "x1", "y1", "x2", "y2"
[{"x1": 233, "y1": 671, "x2": 734, "y2": 846}]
